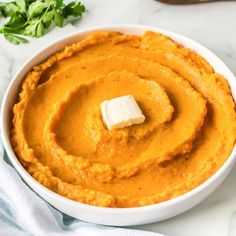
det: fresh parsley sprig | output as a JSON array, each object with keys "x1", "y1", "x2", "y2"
[{"x1": 0, "y1": 0, "x2": 85, "y2": 44}]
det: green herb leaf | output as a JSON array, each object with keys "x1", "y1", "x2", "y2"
[
  {"x1": 23, "y1": 19, "x2": 39, "y2": 36},
  {"x1": 28, "y1": 1, "x2": 46, "y2": 18},
  {"x1": 4, "y1": 13, "x2": 27, "y2": 29},
  {"x1": 42, "y1": 9, "x2": 55, "y2": 23},
  {"x1": 36, "y1": 21, "x2": 45, "y2": 37},
  {"x1": 0, "y1": 0, "x2": 86, "y2": 44},
  {"x1": 0, "y1": 3, "x2": 5, "y2": 17},
  {"x1": 42, "y1": 9, "x2": 55, "y2": 29},
  {"x1": 54, "y1": 11, "x2": 64, "y2": 27},
  {"x1": 4, "y1": 33, "x2": 28, "y2": 44},
  {"x1": 62, "y1": 1, "x2": 85, "y2": 18},
  {"x1": 55, "y1": 0, "x2": 63, "y2": 9},
  {"x1": 0, "y1": 2, "x2": 20, "y2": 17},
  {"x1": 16, "y1": 0, "x2": 26, "y2": 11}
]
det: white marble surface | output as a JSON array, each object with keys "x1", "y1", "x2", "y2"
[{"x1": 1, "y1": 0, "x2": 236, "y2": 235}]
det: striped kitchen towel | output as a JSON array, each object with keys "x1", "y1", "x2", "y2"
[{"x1": 0, "y1": 141, "x2": 164, "y2": 236}]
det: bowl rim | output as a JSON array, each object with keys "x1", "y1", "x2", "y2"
[{"x1": 1, "y1": 24, "x2": 236, "y2": 214}]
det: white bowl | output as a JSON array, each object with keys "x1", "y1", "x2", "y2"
[{"x1": 1, "y1": 25, "x2": 236, "y2": 226}]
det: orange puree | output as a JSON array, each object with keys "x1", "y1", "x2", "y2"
[{"x1": 11, "y1": 31, "x2": 236, "y2": 207}]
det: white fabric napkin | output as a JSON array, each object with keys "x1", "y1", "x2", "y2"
[
  {"x1": 0, "y1": 24, "x2": 164, "y2": 236},
  {"x1": 0, "y1": 142, "x2": 164, "y2": 236}
]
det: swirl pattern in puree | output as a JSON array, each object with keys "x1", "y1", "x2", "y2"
[{"x1": 12, "y1": 31, "x2": 236, "y2": 207}]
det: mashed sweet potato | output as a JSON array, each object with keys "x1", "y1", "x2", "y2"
[{"x1": 11, "y1": 31, "x2": 236, "y2": 207}]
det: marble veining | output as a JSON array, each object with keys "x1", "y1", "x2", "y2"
[{"x1": 1, "y1": 0, "x2": 236, "y2": 235}]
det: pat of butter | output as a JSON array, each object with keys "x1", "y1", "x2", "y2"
[{"x1": 101, "y1": 95, "x2": 145, "y2": 130}]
